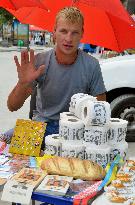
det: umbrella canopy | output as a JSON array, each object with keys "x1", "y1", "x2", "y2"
[
  {"x1": 0, "y1": 0, "x2": 47, "y2": 10},
  {"x1": 81, "y1": 6, "x2": 135, "y2": 52},
  {"x1": 43, "y1": 0, "x2": 134, "y2": 24},
  {"x1": 6, "y1": 7, "x2": 53, "y2": 31},
  {"x1": 6, "y1": 0, "x2": 135, "y2": 52}
]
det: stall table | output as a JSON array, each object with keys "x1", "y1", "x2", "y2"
[
  {"x1": 11, "y1": 190, "x2": 73, "y2": 205},
  {"x1": 12, "y1": 189, "x2": 104, "y2": 205},
  {"x1": 31, "y1": 191, "x2": 73, "y2": 205},
  {"x1": 91, "y1": 192, "x2": 125, "y2": 205}
]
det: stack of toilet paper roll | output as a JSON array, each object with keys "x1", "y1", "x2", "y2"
[
  {"x1": 59, "y1": 94, "x2": 94, "y2": 160},
  {"x1": 59, "y1": 113, "x2": 85, "y2": 159},
  {"x1": 83, "y1": 125, "x2": 109, "y2": 167},
  {"x1": 59, "y1": 94, "x2": 112, "y2": 166},
  {"x1": 70, "y1": 94, "x2": 111, "y2": 166},
  {"x1": 108, "y1": 118, "x2": 128, "y2": 161},
  {"x1": 44, "y1": 93, "x2": 128, "y2": 167},
  {"x1": 81, "y1": 101, "x2": 111, "y2": 167}
]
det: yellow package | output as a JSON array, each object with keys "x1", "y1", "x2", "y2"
[
  {"x1": 36, "y1": 154, "x2": 54, "y2": 167},
  {"x1": 9, "y1": 119, "x2": 46, "y2": 157}
]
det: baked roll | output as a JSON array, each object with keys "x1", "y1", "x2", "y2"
[{"x1": 41, "y1": 156, "x2": 106, "y2": 180}]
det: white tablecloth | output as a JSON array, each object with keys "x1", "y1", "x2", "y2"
[
  {"x1": 92, "y1": 157, "x2": 135, "y2": 205},
  {"x1": 92, "y1": 193, "x2": 124, "y2": 205}
]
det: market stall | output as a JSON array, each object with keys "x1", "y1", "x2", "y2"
[{"x1": 0, "y1": 93, "x2": 134, "y2": 205}]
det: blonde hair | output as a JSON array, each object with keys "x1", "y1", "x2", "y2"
[{"x1": 55, "y1": 7, "x2": 84, "y2": 30}]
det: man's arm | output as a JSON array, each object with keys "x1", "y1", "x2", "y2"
[
  {"x1": 96, "y1": 93, "x2": 106, "y2": 101},
  {"x1": 7, "y1": 82, "x2": 32, "y2": 111}
]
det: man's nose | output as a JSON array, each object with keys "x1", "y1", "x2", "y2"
[{"x1": 65, "y1": 32, "x2": 72, "y2": 42}]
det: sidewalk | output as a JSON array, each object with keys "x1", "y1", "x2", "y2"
[
  {"x1": 0, "y1": 46, "x2": 52, "y2": 134},
  {"x1": 0, "y1": 45, "x2": 52, "y2": 52}
]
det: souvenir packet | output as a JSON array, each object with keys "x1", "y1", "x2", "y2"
[
  {"x1": 36, "y1": 175, "x2": 73, "y2": 196},
  {"x1": 4, "y1": 154, "x2": 30, "y2": 173},
  {"x1": 11, "y1": 167, "x2": 46, "y2": 187},
  {"x1": 9, "y1": 119, "x2": 46, "y2": 156}
]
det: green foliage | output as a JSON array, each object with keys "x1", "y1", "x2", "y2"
[{"x1": 0, "y1": 8, "x2": 13, "y2": 25}]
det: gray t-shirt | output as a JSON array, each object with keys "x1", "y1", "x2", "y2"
[{"x1": 33, "y1": 48, "x2": 106, "y2": 122}]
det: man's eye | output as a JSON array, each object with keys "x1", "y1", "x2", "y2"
[
  {"x1": 60, "y1": 30, "x2": 67, "y2": 33},
  {"x1": 73, "y1": 31, "x2": 79, "y2": 35}
]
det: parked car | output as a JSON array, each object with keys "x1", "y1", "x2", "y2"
[{"x1": 100, "y1": 54, "x2": 135, "y2": 141}]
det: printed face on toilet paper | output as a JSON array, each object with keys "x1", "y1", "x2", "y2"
[{"x1": 92, "y1": 103, "x2": 107, "y2": 125}]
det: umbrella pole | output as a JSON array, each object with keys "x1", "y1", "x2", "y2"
[{"x1": 27, "y1": 24, "x2": 30, "y2": 51}]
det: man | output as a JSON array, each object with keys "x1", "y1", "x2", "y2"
[{"x1": 7, "y1": 7, "x2": 106, "y2": 150}]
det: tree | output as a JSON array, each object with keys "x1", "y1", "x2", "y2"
[{"x1": 0, "y1": 8, "x2": 13, "y2": 26}]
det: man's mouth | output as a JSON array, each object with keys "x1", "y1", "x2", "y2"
[{"x1": 63, "y1": 44, "x2": 73, "y2": 48}]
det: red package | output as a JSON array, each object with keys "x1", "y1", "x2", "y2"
[{"x1": 73, "y1": 181, "x2": 102, "y2": 205}]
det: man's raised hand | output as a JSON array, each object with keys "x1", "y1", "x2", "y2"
[{"x1": 14, "y1": 49, "x2": 45, "y2": 87}]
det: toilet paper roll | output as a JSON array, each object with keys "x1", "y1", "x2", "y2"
[
  {"x1": 60, "y1": 112, "x2": 77, "y2": 120},
  {"x1": 61, "y1": 140, "x2": 85, "y2": 159},
  {"x1": 69, "y1": 93, "x2": 96, "y2": 116},
  {"x1": 110, "y1": 141, "x2": 128, "y2": 162},
  {"x1": 59, "y1": 118, "x2": 84, "y2": 140},
  {"x1": 69, "y1": 93, "x2": 88, "y2": 113},
  {"x1": 81, "y1": 101, "x2": 111, "y2": 126},
  {"x1": 85, "y1": 145, "x2": 111, "y2": 168},
  {"x1": 108, "y1": 118, "x2": 128, "y2": 145},
  {"x1": 84, "y1": 126, "x2": 109, "y2": 145},
  {"x1": 75, "y1": 96, "x2": 97, "y2": 119},
  {"x1": 44, "y1": 134, "x2": 61, "y2": 156}
]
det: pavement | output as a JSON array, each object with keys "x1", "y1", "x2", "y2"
[
  {"x1": 0, "y1": 44, "x2": 52, "y2": 52},
  {"x1": 0, "y1": 45, "x2": 52, "y2": 133},
  {"x1": 0, "y1": 45, "x2": 135, "y2": 205}
]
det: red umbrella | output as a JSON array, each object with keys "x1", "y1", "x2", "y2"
[
  {"x1": 81, "y1": 5, "x2": 135, "y2": 52},
  {"x1": 43, "y1": 0, "x2": 134, "y2": 24},
  {"x1": 6, "y1": 1, "x2": 135, "y2": 52},
  {"x1": 0, "y1": 0, "x2": 48, "y2": 10},
  {"x1": 6, "y1": 7, "x2": 53, "y2": 31}
]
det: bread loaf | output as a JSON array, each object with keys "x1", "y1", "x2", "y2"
[{"x1": 41, "y1": 156, "x2": 106, "y2": 180}]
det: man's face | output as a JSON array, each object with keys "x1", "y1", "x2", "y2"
[{"x1": 54, "y1": 17, "x2": 83, "y2": 55}]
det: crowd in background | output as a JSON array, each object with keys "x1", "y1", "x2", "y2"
[{"x1": 30, "y1": 31, "x2": 53, "y2": 46}]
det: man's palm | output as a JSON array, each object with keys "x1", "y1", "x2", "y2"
[{"x1": 14, "y1": 49, "x2": 45, "y2": 86}]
